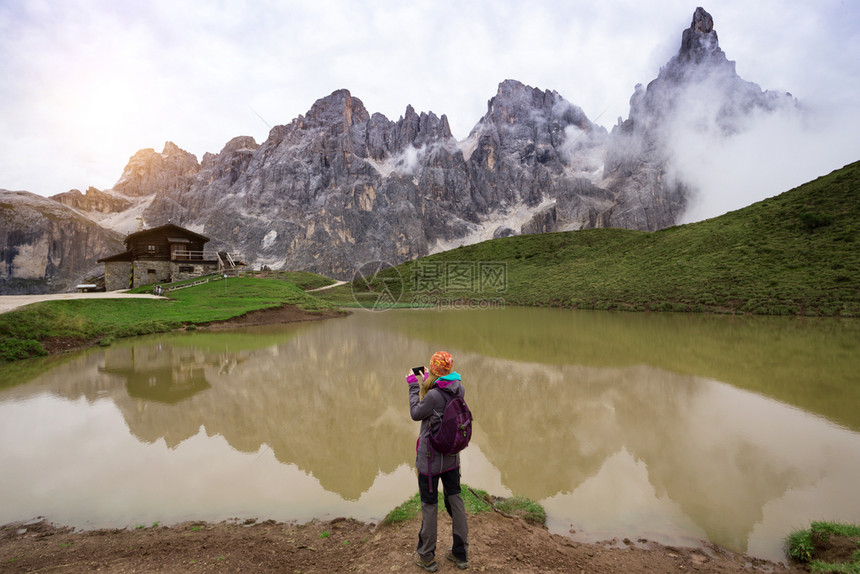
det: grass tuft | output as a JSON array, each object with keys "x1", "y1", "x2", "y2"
[
  {"x1": 383, "y1": 493, "x2": 422, "y2": 524},
  {"x1": 786, "y1": 528, "x2": 815, "y2": 562},
  {"x1": 494, "y1": 496, "x2": 547, "y2": 526},
  {"x1": 383, "y1": 485, "x2": 526, "y2": 525},
  {"x1": 786, "y1": 521, "x2": 860, "y2": 572}
]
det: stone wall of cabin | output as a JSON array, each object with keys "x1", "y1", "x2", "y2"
[
  {"x1": 132, "y1": 260, "x2": 171, "y2": 288},
  {"x1": 170, "y1": 261, "x2": 218, "y2": 282},
  {"x1": 104, "y1": 261, "x2": 133, "y2": 291},
  {"x1": 106, "y1": 258, "x2": 220, "y2": 291}
]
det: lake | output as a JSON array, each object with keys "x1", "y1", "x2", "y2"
[{"x1": 1, "y1": 307, "x2": 858, "y2": 563}]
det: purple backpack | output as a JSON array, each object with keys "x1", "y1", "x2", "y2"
[{"x1": 429, "y1": 389, "x2": 473, "y2": 455}]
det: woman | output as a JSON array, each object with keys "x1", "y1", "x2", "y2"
[{"x1": 406, "y1": 350, "x2": 469, "y2": 571}]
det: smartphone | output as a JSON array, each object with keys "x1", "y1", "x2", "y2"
[{"x1": 411, "y1": 366, "x2": 425, "y2": 376}]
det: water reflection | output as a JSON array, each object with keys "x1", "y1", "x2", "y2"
[
  {"x1": 0, "y1": 308, "x2": 858, "y2": 563},
  {"x1": 101, "y1": 345, "x2": 212, "y2": 404}
]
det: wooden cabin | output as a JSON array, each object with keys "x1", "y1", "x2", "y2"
[{"x1": 98, "y1": 224, "x2": 230, "y2": 291}]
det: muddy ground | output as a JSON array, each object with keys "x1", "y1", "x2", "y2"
[{"x1": 0, "y1": 512, "x2": 805, "y2": 574}]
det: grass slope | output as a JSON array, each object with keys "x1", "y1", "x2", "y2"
[
  {"x1": 239, "y1": 270, "x2": 336, "y2": 291},
  {"x1": 328, "y1": 160, "x2": 859, "y2": 316},
  {"x1": 0, "y1": 277, "x2": 335, "y2": 363}
]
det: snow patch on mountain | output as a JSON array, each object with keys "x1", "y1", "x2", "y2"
[
  {"x1": 97, "y1": 194, "x2": 156, "y2": 235},
  {"x1": 429, "y1": 197, "x2": 557, "y2": 254}
]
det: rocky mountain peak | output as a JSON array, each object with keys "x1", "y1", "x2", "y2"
[
  {"x1": 481, "y1": 80, "x2": 591, "y2": 134},
  {"x1": 302, "y1": 89, "x2": 370, "y2": 131},
  {"x1": 198, "y1": 136, "x2": 259, "y2": 181},
  {"x1": 219, "y1": 135, "x2": 259, "y2": 155},
  {"x1": 161, "y1": 141, "x2": 186, "y2": 157},
  {"x1": 394, "y1": 105, "x2": 453, "y2": 149},
  {"x1": 602, "y1": 6, "x2": 797, "y2": 231},
  {"x1": 470, "y1": 79, "x2": 598, "y2": 174},
  {"x1": 488, "y1": 80, "x2": 552, "y2": 118},
  {"x1": 113, "y1": 141, "x2": 200, "y2": 198},
  {"x1": 50, "y1": 185, "x2": 132, "y2": 215},
  {"x1": 691, "y1": 6, "x2": 714, "y2": 33},
  {"x1": 675, "y1": 7, "x2": 726, "y2": 69}
]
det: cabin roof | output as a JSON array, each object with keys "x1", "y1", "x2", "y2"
[
  {"x1": 97, "y1": 250, "x2": 134, "y2": 263},
  {"x1": 124, "y1": 223, "x2": 209, "y2": 246}
]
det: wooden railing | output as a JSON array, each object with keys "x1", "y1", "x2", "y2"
[
  {"x1": 155, "y1": 271, "x2": 231, "y2": 291},
  {"x1": 170, "y1": 250, "x2": 219, "y2": 262}
]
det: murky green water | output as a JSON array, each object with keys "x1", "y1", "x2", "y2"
[{"x1": 1, "y1": 308, "x2": 858, "y2": 562}]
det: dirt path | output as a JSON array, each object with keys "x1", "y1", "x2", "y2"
[
  {"x1": 0, "y1": 292, "x2": 165, "y2": 314},
  {"x1": 307, "y1": 280, "x2": 348, "y2": 292},
  {"x1": 0, "y1": 513, "x2": 802, "y2": 573}
]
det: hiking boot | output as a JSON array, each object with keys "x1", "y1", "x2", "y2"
[
  {"x1": 413, "y1": 552, "x2": 438, "y2": 572},
  {"x1": 446, "y1": 549, "x2": 469, "y2": 569}
]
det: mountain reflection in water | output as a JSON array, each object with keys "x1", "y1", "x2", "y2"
[
  {"x1": 0, "y1": 308, "x2": 858, "y2": 563},
  {"x1": 101, "y1": 344, "x2": 213, "y2": 404}
]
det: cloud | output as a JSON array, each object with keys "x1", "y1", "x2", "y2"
[
  {"x1": 391, "y1": 145, "x2": 425, "y2": 177},
  {"x1": 672, "y1": 97, "x2": 860, "y2": 224},
  {"x1": 643, "y1": 0, "x2": 860, "y2": 223}
]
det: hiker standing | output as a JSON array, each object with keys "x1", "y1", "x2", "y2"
[{"x1": 406, "y1": 351, "x2": 469, "y2": 571}]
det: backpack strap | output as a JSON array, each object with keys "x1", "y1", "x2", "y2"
[
  {"x1": 427, "y1": 387, "x2": 447, "y2": 434},
  {"x1": 426, "y1": 386, "x2": 454, "y2": 494}
]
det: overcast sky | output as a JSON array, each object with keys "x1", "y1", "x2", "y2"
[{"x1": 1, "y1": 0, "x2": 858, "y2": 200}]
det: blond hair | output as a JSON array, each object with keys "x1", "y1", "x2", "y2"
[{"x1": 419, "y1": 373, "x2": 439, "y2": 401}]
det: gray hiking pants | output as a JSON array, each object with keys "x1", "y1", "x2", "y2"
[{"x1": 416, "y1": 468, "x2": 469, "y2": 561}]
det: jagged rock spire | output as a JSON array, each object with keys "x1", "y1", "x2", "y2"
[{"x1": 677, "y1": 7, "x2": 725, "y2": 66}]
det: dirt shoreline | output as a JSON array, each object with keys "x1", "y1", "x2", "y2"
[
  {"x1": 37, "y1": 304, "x2": 349, "y2": 356},
  {"x1": 198, "y1": 304, "x2": 349, "y2": 330},
  {"x1": 0, "y1": 513, "x2": 803, "y2": 573}
]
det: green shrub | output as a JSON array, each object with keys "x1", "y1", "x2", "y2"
[
  {"x1": 494, "y1": 496, "x2": 547, "y2": 526},
  {"x1": 786, "y1": 528, "x2": 815, "y2": 562}
]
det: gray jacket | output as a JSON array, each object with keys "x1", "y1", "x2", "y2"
[{"x1": 409, "y1": 375, "x2": 464, "y2": 476}]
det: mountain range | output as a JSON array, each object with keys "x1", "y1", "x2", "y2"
[{"x1": 0, "y1": 7, "x2": 798, "y2": 293}]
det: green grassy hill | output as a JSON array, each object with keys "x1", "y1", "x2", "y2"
[{"x1": 331, "y1": 160, "x2": 860, "y2": 316}]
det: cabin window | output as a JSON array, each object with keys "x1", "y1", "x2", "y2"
[
  {"x1": 179, "y1": 266, "x2": 193, "y2": 273},
  {"x1": 147, "y1": 244, "x2": 157, "y2": 254}
]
